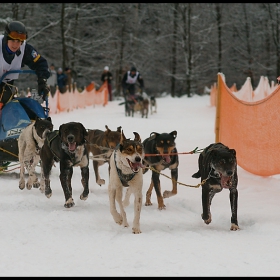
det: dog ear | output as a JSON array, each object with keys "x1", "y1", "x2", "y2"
[
  {"x1": 229, "y1": 149, "x2": 236, "y2": 156},
  {"x1": 133, "y1": 132, "x2": 141, "y2": 142},
  {"x1": 80, "y1": 123, "x2": 88, "y2": 137},
  {"x1": 170, "y1": 131, "x2": 177, "y2": 139},
  {"x1": 119, "y1": 130, "x2": 127, "y2": 151},
  {"x1": 59, "y1": 124, "x2": 65, "y2": 137},
  {"x1": 117, "y1": 126, "x2": 122, "y2": 133},
  {"x1": 149, "y1": 132, "x2": 158, "y2": 140},
  {"x1": 47, "y1": 117, "x2": 52, "y2": 122},
  {"x1": 120, "y1": 130, "x2": 126, "y2": 143},
  {"x1": 105, "y1": 125, "x2": 111, "y2": 135}
]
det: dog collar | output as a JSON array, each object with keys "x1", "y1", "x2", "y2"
[{"x1": 114, "y1": 149, "x2": 135, "y2": 187}]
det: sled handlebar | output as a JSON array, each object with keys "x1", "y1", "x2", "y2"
[
  {"x1": 0, "y1": 70, "x2": 49, "y2": 117},
  {"x1": 0, "y1": 70, "x2": 36, "y2": 83}
]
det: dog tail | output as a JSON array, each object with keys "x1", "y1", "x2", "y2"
[{"x1": 192, "y1": 170, "x2": 201, "y2": 178}]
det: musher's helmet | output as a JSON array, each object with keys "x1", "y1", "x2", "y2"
[{"x1": 4, "y1": 21, "x2": 27, "y2": 41}]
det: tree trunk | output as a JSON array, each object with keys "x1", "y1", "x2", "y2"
[
  {"x1": 171, "y1": 3, "x2": 179, "y2": 97},
  {"x1": 215, "y1": 3, "x2": 222, "y2": 73},
  {"x1": 61, "y1": 3, "x2": 67, "y2": 70}
]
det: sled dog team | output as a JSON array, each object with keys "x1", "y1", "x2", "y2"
[{"x1": 18, "y1": 118, "x2": 239, "y2": 234}]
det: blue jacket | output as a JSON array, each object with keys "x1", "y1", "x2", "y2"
[{"x1": 57, "y1": 73, "x2": 67, "y2": 88}]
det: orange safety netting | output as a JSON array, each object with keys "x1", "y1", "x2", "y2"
[
  {"x1": 210, "y1": 82, "x2": 237, "y2": 107},
  {"x1": 215, "y1": 73, "x2": 280, "y2": 176},
  {"x1": 47, "y1": 80, "x2": 108, "y2": 115}
]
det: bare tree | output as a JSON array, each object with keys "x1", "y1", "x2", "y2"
[
  {"x1": 215, "y1": 3, "x2": 222, "y2": 73},
  {"x1": 171, "y1": 3, "x2": 179, "y2": 97},
  {"x1": 0, "y1": 3, "x2": 280, "y2": 94}
]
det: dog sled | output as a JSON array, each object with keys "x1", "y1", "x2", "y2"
[{"x1": 0, "y1": 70, "x2": 49, "y2": 171}]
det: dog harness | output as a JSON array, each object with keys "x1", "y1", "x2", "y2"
[
  {"x1": 46, "y1": 131, "x2": 61, "y2": 161},
  {"x1": 114, "y1": 147, "x2": 135, "y2": 187}
]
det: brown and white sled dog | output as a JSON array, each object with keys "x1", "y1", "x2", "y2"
[
  {"x1": 108, "y1": 130, "x2": 144, "y2": 234},
  {"x1": 18, "y1": 117, "x2": 53, "y2": 190},
  {"x1": 85, "y1": 125, "x2": 121, "y2": 186}
]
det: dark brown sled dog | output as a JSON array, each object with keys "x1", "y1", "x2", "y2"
[
  {"x1": 142, "y1": 131, "x2": 179, "y2": 210},
  {"x1": 192, "y1": 142, "x2": 239, "y2": 231},
  {"x1": 40, "y1": 122, "x2": 89, "y2": 208}
]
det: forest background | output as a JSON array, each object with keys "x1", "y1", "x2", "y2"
[{"x1": 1, "y1": 3, "x2": 280, "y2": 97}]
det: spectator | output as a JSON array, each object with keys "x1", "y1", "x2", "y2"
[
  {"x1": 0, "y1": 20, "x2": 50, "y2": 109},
  {"x1": 122, "y1": 66, "x2": 144, "y2": 98},
  {"x1": 65, "y1": 67, "x2": 73, "y2": 92},
  {"x1": 57, "y1": 68, "x2": 67, "y2": 93},
  {"x1": 47, "y1": 63, "x2": 57, "y2": 97},
  {"x1": 101, "y1": 66, "x2": 113, "y2": 101}
]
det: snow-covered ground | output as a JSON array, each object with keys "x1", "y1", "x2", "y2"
[{"x1": 0, "y1": 94, "x2": 279, "y2": 276}]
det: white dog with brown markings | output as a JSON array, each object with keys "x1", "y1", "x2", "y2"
[
  {"x1": 18, "y1": 117, "x2": 53, "y2": 190},
  {"x1": 108, "y1": 130, "x2": 144, "y2": 234}
]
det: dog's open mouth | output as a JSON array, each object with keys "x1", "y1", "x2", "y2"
[
  {"x1": 68, "y1": 142, "x2": 77, "y2": 152},
  {"x1": 220, "y1": 174, "x2": 232, "y2": 189},
  {"x1": 162, "y1": 155, "x2": 171, "y2": 163},
  {"x1": 127, "y1": 159, "x2": 144, "y2": 173}
]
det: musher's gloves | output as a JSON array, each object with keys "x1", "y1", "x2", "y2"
[{"x1": 38, "y1": 78, "x2": 50, "y2": 101}]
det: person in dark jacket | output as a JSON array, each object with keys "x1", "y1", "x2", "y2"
[
  {"x1": 101, "y1": 66, "x2": 113, "y2": 101},
  {"x1": 0, "y1": 21, "x2": 50, "y2": 109},
  {"x1": 57, "y1": 67, "x2": 67, "y2": 93},
  {"x1": 121, "y1": 66, "x2": 144, "y2": 98}
]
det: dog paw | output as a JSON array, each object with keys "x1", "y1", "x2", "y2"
[
  {"x1": 80, "y1": 193, "x2": 88, "y2": 201},
  {"x1": 158, "y1": 203, "x2": 166, "y2": 210},
  {"x1": 26, "y1": 182, "x2": 32, "y2": 190},
  {"x1": 64, "y1": 198, "x2": 75, "y2": 208},
  {"x1": 202, "y1": 213, "x2": 212, "y2": 224},
  {"x1": 145, "y1": 200, "x2": 152, "y2": 206},
  {"x1": 123, "y1": 221, "x2": 129, "y2": 227},
  {"x1": 132, "y1": 227, "x2": 142, "y2": 234},
  {"x1": 33, "y1": 181, "x2": 40, "y2": 188},
  {"x1": 163, "y1": 190, "x2": 177, "y2": 198},
  {"x1": 97, "y1": 179, "x2": 105, "y2": 186},
  {"x1": 230, "y1": 224, "x2": 239, "y2": 231},
  {"x1": 45, "y1": 189, "x2": 52, "y2": 198},
  {"x1": 113, "y1": 214, "x2": 123, "y2": 225},
  {"x1": 19, "y1": 181, "x2": 25, "y2": 190}
]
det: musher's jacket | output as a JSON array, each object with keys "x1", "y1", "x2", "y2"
[
  {"x1": 122, "y1": 70, "x2": 144, "y2": 89},
  {"x1": 0, "y1": 34, "x2": 50, "y2": 84}
]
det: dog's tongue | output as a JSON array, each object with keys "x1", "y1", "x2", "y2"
[
  {"x1": 163, "y1": 155, "x2": 171, "y2": 163},
  {"x1": 68, "y1": 142, "x2": 77, "y2": 152},
  {"x1": 131, "y1": 162, "x2": 144, "y2": 172},
  {"x1": 221, "y1": 176, "x2": 232, "y2": 189}
]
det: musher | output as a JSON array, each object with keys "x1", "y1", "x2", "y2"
[{"x1": 0, "y1": 20, "x2": 50, "y2": 109}]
